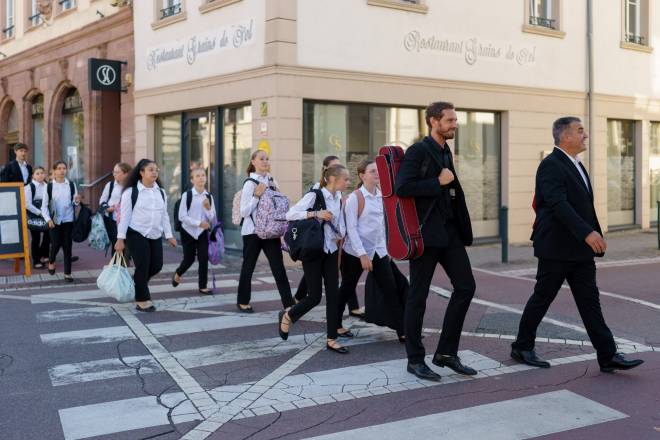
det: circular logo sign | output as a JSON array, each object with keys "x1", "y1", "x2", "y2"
[{"x1": 96, "y1": 65, "x2": 117, "y2": 86}]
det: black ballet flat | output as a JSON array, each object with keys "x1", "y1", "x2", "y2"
[
  {"x1": 349, "y1": 310, "x2": 365, "y2": 319},
  {"x1": 199, "y1": 289, "x2": 213, "y2": 295},
  {"x1": 236, "y1": 304, "x2": 254, "y2": 314},
  {"x1": 71, "y1": 256, "x2": 79, "y2": 263},
  {"x1": 278, "y1": 310, "x2": 289, "y2": 341},
  {"x1": 337, "y1": 330, "x2": 354, "y2": 338},
  {"x1": 172, "y1": 274, "x2": 180, "y2": 288},
  {"x1": 48, "y1": 266, "x2": 55, "y2": 275},
  {"x1": 136, "y1": 304, "x2": 156, "y2": 313},
  {"x1": 326, "y1": 343, "x2": 349, "y2": 354},
  {"x1": 63, "y1": 276, "x2": 74, "y2": 283}
]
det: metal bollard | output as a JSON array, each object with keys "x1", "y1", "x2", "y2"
[{"x1": 500, "y1": 206, "x2": 509, "y2": 263}]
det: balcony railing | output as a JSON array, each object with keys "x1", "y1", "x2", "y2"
[
  {"x1": 625, "y1": 33, "x2": 645, "y2": 45},
  {"x1": 529, "y1": 15, "x2": 556, "y2": 29},
  {"x1": 161, "y1": 3, "x2": 182, "y2": 19},
  {"x1": 2, "y1": 25, "x2": 14, "y2": 39},
  {"x1": 58, "y1": 0, "x2": 75, "y2": 10},
  {"x1": 29, "y1": 13, "x2": 42, "y2": 26}
]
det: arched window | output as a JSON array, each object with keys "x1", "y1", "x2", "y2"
[
  {"x1": 61, "y1": 88, "x2": 84, "y2": 185},
  {"x1": 31, "y1": 94, "x2": 45, "y2": 167}
]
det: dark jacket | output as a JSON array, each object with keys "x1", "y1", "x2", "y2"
[
  {"x1": 0, "y1": 160, "x2": 32, "y2": 184},
  {"x1": 531, "y1": 148, "x2": 602, "y2": 261},
  {"x1": 395, "y1": 136, "x2": 473, "y2": 248}
]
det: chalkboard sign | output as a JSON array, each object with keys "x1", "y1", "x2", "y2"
[{"x1": 0, "y1": 183, "x2": 31, "y2": 277}]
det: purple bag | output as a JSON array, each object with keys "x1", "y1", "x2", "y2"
[
  {"x1": 254, "y1": 188, "x2": 289, "y2": 239},
  {"x1": 208, "y1": 222, "x2": 225, "y2": 265}
]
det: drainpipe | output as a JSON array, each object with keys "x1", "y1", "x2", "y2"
[{"x1": 587, "y1": 0, "x2": 595, "y2": 177}]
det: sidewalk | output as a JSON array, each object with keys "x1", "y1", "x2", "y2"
[{"x1": 1, "y1": 227, "x2": 657, "y2": 287}]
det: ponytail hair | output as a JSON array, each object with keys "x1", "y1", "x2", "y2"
[
  {"x1": 355, "y1": 159, "x2": 374, "y2": 189},
  {"x1": 318, "y1": 155, "x2": 341, "y2": 188},
  {"x1": 246, "y1": 150, "x2": 268, "y2": 176},
  {"x1": 319, "y1": 164, "x2": 347, "y2": 189}
]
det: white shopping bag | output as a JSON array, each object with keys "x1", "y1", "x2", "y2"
[{"x1": 97, "y1": 252, "x2": 135, "y2": 303}]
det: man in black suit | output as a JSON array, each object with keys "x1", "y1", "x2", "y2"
[
  {"x1": 511, "y1": 116, "x2": 643, "y2": 373},
  {"x1": 395, "y1": 101, "x2": 476, "y2": 382},
  {"x1": 1, "y1": 143, "x2": 32, "y2": 184}
]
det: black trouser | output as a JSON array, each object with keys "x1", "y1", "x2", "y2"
[
  {"x1": 405, "y1": 223, "x2": 475, "y2": 363},
  {"x1": 176, "y1": 229, "x2": 209, "y2": 289},
  {"x1": 126, "y1": 228, "x2": 163, "y2": 302},
  {"x1": 103, "y1": 215, "x2": 118, "y2": 250},
  {"x1": 512, "y1": 258, "x2": 617, "y2": 363},
  {"x1": 338, "y1": 252, "x2": 404, "y2": 335},
  {"x1": 296, "y1": 274, "x2": 360, "y2": 310},
  {"x1": 288, "y1": 251, "x2": 340, "y2": 340},
  {"x1": 30, "y1": 229, "x2": 50, "y2": 265},
  {"x1": 49, "y1": 222, "x2": 73, "y2": 275},
  {"x1": 237, "y1": 234, "x2": 293, "y2": 308}
]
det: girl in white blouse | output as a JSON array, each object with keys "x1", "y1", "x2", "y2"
[
  {"x1": 280, "y1": 164, "x2": 349, "y2": 354},
  {"x1": 99, "y1": 162, "x2": 131, "y2": 253},
  {"x1": 339, "y1": 159, "x2": 405, "y2": 341},
  {"x1": 236, "y1": 150, "x2": 293, "y2": 313},
  {"x1": 173, "y1": 168, "x2": 216, "y2": 294},
  {"x1": 115, "y1": 159, "x2": 176, "y2": 312},
  {"x1": 25, "y1": 166, "x2": 49, "y2": 269},
  {"x1": 41, "y1": 161, "x2": 81, "y2": 282}
]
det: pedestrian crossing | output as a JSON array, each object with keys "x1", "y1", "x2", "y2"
[{"x1": 21, "y1": 275, "x2": 649, "y2": 440}]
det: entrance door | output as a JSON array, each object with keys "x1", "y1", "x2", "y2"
[{"x1": 184, "y1": 110, "x2": 217, "y2": 196}]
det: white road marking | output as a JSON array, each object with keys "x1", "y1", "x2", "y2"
[{"x1": 301, "y1": 390, "x2": 627, "y2": 440}]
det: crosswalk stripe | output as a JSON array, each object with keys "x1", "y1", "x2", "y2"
[
  {"x1": 301, "y1": 390, "x2": 627, "y2": 440},
  {"x1": 48, "y1": 327, "x2": 399, "y2": 386},
  {"x1": 58, "y1": 392, "x2": 201, "y2": 440}
]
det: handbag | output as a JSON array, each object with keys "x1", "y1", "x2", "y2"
[
  {"x1": 97, "y1": 252, "x2": 135, "y2": 303},
  {"x1": 284, "y1": 189, "x2": 330, "y2": 262},
  {"x1": 26, "y1": 199, "x2": 49, "y2": 232}
]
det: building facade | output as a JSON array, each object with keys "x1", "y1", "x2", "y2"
[
  {"x1": 0, "y1": 0, "x2": 134, "y2": 204},
  {"x1": 133, "y1": 0, "x2": 660, "y2": 247}
]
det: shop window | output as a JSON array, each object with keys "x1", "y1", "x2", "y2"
[
  {"x1": 31, "y1": 94, "x2": 45, "y2": 167},
  {"x1": 155, "y1": 113, "x2": 183, "y2": 226},
  {"x1": 61, "y1": 89, "x2": 85, "y2": 186},
  {"x1": 650, "y1": 122, "x2": 660, "y2": 224},
  {"x1": 607, "y1": 119, "x2": 636, "y2": 227}
]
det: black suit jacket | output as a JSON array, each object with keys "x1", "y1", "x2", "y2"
[
  {"x1": 1, "y1": 160, "x2": 32, "y2": 184},
  {"x1": 395, "y1": 136, "x2": 473, "y2": 248},
  {"x1": 531, "y1": 148, "x2": 602, "y2": 261}
]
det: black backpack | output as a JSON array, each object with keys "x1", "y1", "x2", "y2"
[
  {"x1": 284, "y1": 189, "x2": 328, "y2": 262},
  {"x1": 173, "y1": 189, "x2": 213, "y2": 232},
  {"x1": 130, "y1": 184, "x2": 165, "y2": 209}
]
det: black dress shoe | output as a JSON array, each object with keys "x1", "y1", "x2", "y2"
[
  {"x1": 349, "y1": 310, "x2": 365, "y2": 319},
  {"x1": 71, "y1": 256, "x2": 79, "y2": 263},
  {"x1": 511, "y1": 348, "x2": 551, "y2": 368},
  {"x1": 278, "y1": 310, "x2": 289, "y2": 341},
  {"x1": 135, "y1": 305, "x2": 156, "y2": 313},
  {"x1": 406, "y1": 362, "x2": 441, "y2": 382},
  {"x1": 337, "y1": 330, "x2": 354, "y2": 338},
  {"x1": 236, "y1": 304, "x2": 254, "y2": 313},
  {"x1": 199, "y1": 289, "x2": 213, "y2": 295},
  {"x1": 326, "y1": 343, "x2": 349, "y2": 354},
  {"x1": 63, "y1": 276, "x2": 74, "y2": 283},
  {"x1": 599, "y1": 353, "x2": 644, "y2": 373},
  {"x1": 172, "y1": 275, "x2": 180, "y2": 288},
  {"x1": 432, "y1": 354, "x2": 478, "y2": 376}
]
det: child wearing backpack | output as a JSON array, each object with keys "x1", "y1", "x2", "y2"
[
  {"x1": 25, "y1": 166, "x2": 49, "y2": 269},
  {"x1": 99, "y1": 162, "x2": 131, "y2": 254},
  {"x1": 41, "y1": 161, "x2": 81, "y2": 282},
  {"x1": 172, "y1": 168, "x2": 216, "y2": 295},
  {"x1": 236, "y1": 150, "x2": 293, "y2": 313},
  {"x1": 339, "y1": 159, "x2": 405, "y2": 341},
  {"x1": 115, "y1": 159, "x2": 177, "y2": 312},
  {"x1": 280, "y1": 164, "x2": 349, "y2": 354}
]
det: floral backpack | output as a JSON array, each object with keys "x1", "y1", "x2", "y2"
[{"x1": 253, "y1": 188, "x2": 289, "y2": 239}]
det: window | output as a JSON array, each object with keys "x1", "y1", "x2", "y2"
[
  {"x1": 607, "y1": 120, "x2": 636, "y2": 227},
  {"x1": 303, "y1": 102, "x2": 502, "y2": 238},
  {"x1": 161, "y1": 0, "x2": 182, "y2": 19},
  {"x1": 650, "y1": 122, "x2": 660, "y2": 224},
  {"x1": 58, "y1": 0, "x2": 75, "y2": 12},
  {"x1": 155, "y1": 113, "x2": 183, "y2": 229},
  {"x1": 366, "y1": 0, "x2": 428, "y2": 14},
  {"x1": 28, "y1": 0, "x2": 41, "y2": 27},
  {"x1": 31, "y1": 94, "x2": 45, "y2": 167},
  {"x1": 61, "y1": 88, "x2": 85, "y2": 186},
  {"x1": 529, "y1": 0, "x2": 555, "y2": 29},
  {"x1": 622, "y1": 0, "x2": 650, "y2": 49},
  {"x1": 3, "y1": 0, "x2": 14, "y2": 40}
]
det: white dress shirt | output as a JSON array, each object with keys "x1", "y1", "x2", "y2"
[
  {"x1": 179, "y1": 187, "x2": 217, "y2": 239},
  {"x1": 240, "y1": 172, "x2": 276, "y2": 236},
  {"x1": 41, "y1": 179, "x2": 78, "y2": 224},
  {"x1": 25, "y1": 181, "x2": 46, "y2": 216},
  {"x1": 117, "y1": 182, "x2": 173, "y2": 240},
  {"x1": 555, "y1": 147, "x2": 590, "y2": 191},
  {"x1": 286, "y1": 187, "x2": 346, "y2": 254},
  {"x1": 343, "y1": 186, "x2": 388, "y2": 259},
  {"x1": 99, "y1": 180, "x2": 124, "y2": 221},
  {"x1": 18, "y1": 160, "x2": 29, "y2": 184}
]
